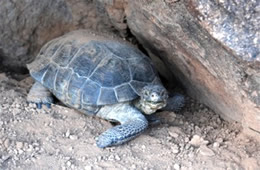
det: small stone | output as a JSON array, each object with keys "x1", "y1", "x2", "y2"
[
  {"x1": 55, "y1": 149, "x2": 61, "y2": 155},
  {"x1": 18, "y1": 149, "x2": 23, "y2": 154},
  {"x1": 171, "y1": 145, "x2": 179, "y2": 154},
  {"x1": 27, "y1": 145, "x2": 33, "y2": 152},
  {"x1": 168, "y1": 127, "x2": 184, "y2": 137},
  {"x1": 108, "y1": 155, "x2": 114, "y2": 161},
  {"x1": 23, "y1": 142, "x2": 28, "y2": 149},
  {"x1": 13, "y1": 108, "x2": 21, "y2": 115},
  {"x1": 115, "y1": 155, "x2": 121, "y2": 161},
  {"x1": 84, "y1": 165, "x2": 93, "y2": 170},
  {"x1": 131, "y1": 164, "x2": 137, "y2": 169},
  {"x1": 97, "y1": 156, "x2": 102, "y2": 161},
  {"x1": 16, "y1": 141, "x2": 24, "y2": 149},
  {"x1": 32, "y1": 142, "x2": 39, "y2": 147},
  {"x1": 29, "y1": 103, "x2": 36, "y2": 108},
  {"x1": 188, "y1": 152, "x2": 195, "y2": 158},
  {"x1": 69, "y1": 135, "x2": 78, "y2": 140},
  {"x1": 184, "y1": 137, "x2": 189, "y2": 143},
  {"x1": 166, "y1": 136, "x2": 172, "y2": 141},
  {"x1": 65, "y1": 130, "x2": 70, "y2": 138},
  {"x1": 213, "y1": 142, "x2": 220, "y2": 148},
  {"x1": 64, "y1": 156, "x2": 71, "y2": 161},
  {"x1": 66, "y1": 160, "x2": 72, "y2": 167},
  {"x1": 189, "y1": 135, "x2": 209, "y2": 147},
  {"x1": 4, "y1": 139, "x2": 10, "y2": 148},
  {"x1": 199, "y1": 145, "x2": 215, "y2": 157},
  {"x1": 173, "y1": 163, "x2": 180, "y2": 170},
  {"x1": 13, "y1": 149, "x2": 18, "y2": 155},
  {"x1": 169, "y1": 132, "x2": 179, "y2": 138},
  {"x1": 216, "y1": 138, "x2": 223, "y2": 143},
  {"x1": 185, "y1": 144, "x2": 191, "y2": 149},
  {"x1": 31, "y1": 157, "x2": 37, "y2": 162}
]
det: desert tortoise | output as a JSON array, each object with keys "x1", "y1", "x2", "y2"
[{"x1": 27, "y1": 30, "x2": 184, "y2": 148}]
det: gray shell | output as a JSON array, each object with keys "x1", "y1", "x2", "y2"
[{"x1": 28, "y1": 30, "x2": 160, "y2": 108}]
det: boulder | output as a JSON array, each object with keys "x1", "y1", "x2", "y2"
[
  {"x1": 99, "y1": 0, "x2": 260, "y2": 138},
  {"x1": 0, "y1": 0, "x2": 113, "y2": 72}
]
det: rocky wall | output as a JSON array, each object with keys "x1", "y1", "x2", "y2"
[
  {"x1": 0, "y1": 0, "x2": 114, "y2": 72},
  {"x1": 98, "y1": 0, "x2": 260, "y2": 138}
]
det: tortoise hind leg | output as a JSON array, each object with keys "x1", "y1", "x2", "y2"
[
  {"x1": 96, "y1": 103, "x2": 148, "y2": 148},
  {"x1": 162, "y1": 93, "x2": 185, "y2": 112},
  {"x1": 27, "y1": 82, "x2": 54, "y2": 109}
]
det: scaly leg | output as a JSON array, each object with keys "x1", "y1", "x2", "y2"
[
  {"x1": 96, "y1": 103, "x2": 148, "y2": 148},
  {"x1": 162, "y1": 93, "x2": 185, "y2": 112},
  {"x1": 27, "y1": 82, "x2": 53, "y2": 109}
]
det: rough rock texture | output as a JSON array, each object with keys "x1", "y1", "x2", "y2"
[
  {"x1": 0, "y1": 0, "x2": 114, "y2": 72},
  {"x1": 189, "y1": 0, "x2": 259, "y2": 61},
  {"x1": 98, "y1": 0, "x2": 260, "y2": 138}
]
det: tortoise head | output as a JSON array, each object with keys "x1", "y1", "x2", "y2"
[{"x1": 138, "y1": 85, "x2": 168, "y2": 115}]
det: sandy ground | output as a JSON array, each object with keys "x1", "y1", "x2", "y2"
[{"x1": 0, "y1": 72, "x2": 260, "y2": 170}]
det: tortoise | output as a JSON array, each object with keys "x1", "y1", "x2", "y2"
[{"x1": 27, "y1": 30, "x2": 184, "y2": 148}]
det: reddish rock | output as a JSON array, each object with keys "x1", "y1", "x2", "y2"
[{"x1": 123, "y1": 0, "x2": 260, "y2": 139}]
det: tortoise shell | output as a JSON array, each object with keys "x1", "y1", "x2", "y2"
[{"x1": 28, "y1": 30, "x2": 160, "y2": 108}]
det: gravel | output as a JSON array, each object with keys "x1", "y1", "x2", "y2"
[{"x1": 0, "y1": 72, "x2": 260, "y2": 169}]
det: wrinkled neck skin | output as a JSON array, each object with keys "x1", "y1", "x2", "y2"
[{"x1": 133, "y1": 98, "x2": 167, "y2": 115}]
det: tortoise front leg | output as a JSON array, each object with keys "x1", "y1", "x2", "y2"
[
  {"x1": 96, "y1": 103, "x2": 148, "y2": 148},
  {"x1": 27, "y1": 82, "x2": 54, "y2": 109}
]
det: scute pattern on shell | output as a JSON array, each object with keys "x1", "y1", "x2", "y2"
[{"x1": 27, "y1": 30, "x2": 159, "y2": 108}]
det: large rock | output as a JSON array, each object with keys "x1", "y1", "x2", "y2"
[
  {"x1": 0, "y1": 0, "x2": 113, "y2": 72},
  {"x1": 98, "y1": 0, "x2": 260, "y2": 139}
]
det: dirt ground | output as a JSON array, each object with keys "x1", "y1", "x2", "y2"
[{"x1": 0, "y1": 72, "x2": 260, "y2": 170}]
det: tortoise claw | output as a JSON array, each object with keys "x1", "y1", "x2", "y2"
[
  {"x1": 28, "y1": 102, "x2": 51, "y2": 109},
  {"x1": 36, "y1": 103, "x2": 42, "y2": 109},
  {"x1": 44, "y1": 103, "x2": 51, "y2": 108},
  {"x1": 145, "y1": 114, "x2": 161, "y2": 125}
]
